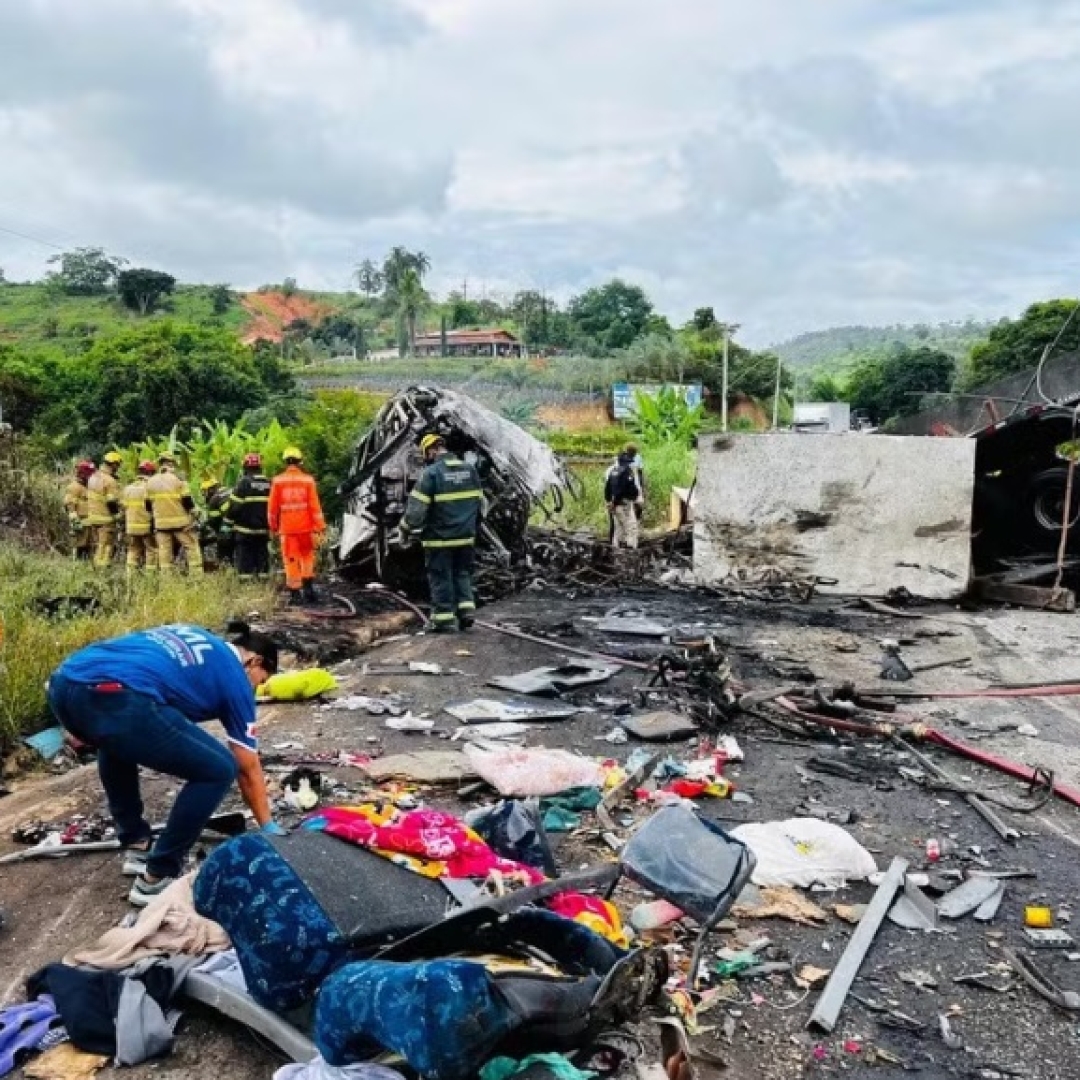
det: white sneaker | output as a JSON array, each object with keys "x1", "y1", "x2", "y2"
[
  {"x1": 121, "y1": 849, "x2": 149, "y2": 877},
  {"x1": 128, "y1": 874, "x2": 176, "y2": 907}
]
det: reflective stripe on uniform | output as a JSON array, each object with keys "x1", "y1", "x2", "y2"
[
  {"x1": 233, "y1": 525, "x2": 270, "y2": 535},
  {"x1": 457, "y1": 600, "x2": 476, "y2": 611},
  {"x1": 409, "y1": 490, "x2": 432, "y2": 504},
  {"x1": 432, "y1": 489, "x2": 482, "y2": 503},
  {"x1": 421, "y1": 537, "x2": 475, "y2": 549},
  {"x1": 431, "y1": 612, "x2": 457, "y2": 623}
]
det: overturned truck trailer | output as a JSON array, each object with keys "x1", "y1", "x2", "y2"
[{"x1": 337, "y1": 387, "x2": 573, "y2": 588}]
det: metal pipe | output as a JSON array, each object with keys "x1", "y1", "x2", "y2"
[{"x1": 475, "y1": 620, "x2": 652, "y2": 672}]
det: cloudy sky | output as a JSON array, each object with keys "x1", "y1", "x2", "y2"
[{"x1": 1, "y1": 0, "x2": 1078, "y2": 343}]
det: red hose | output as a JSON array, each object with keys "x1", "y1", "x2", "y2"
[{"x1": 922, "y1": 728, "x2": 1080, "y2": 811}]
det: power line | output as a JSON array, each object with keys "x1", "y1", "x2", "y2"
[{"x1": 0, "y1": 222, "x2": 67, "y2": 252}]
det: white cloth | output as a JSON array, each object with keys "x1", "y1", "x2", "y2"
[
  {"x1": 731, "y1": 818, "x2": 878, "y2": 889},
  {"x1": 194, "y1": 949, "x2": 249, "y2": 993},
  {"x1": 274, "y1": 1057, "x2": 405, "y2": 1080}
]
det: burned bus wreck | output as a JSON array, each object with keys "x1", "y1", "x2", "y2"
[{"x1": 337, "y1": 387, "x2": 574, "y2": 590}]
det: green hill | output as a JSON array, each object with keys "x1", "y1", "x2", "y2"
[
  {"x1": 771, "y1": 320, "x2": 996, "y2": 370},
  {"x1": 0, "y1": 281, "x2": 252, "y2": 351}
]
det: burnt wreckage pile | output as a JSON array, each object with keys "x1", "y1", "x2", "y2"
[{"x1": 338, "y1": 386, "x2": 616, "y2": 597}]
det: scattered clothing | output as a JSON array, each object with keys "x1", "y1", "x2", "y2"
[
  {"x1": 303, "y1": 806, "x2": 544, "y2": 884},
  {"x1": 462, "y1": 745, "x2": 604, "y2": 798},
  {"x1": 258, "y1": 669, "x2": 338, "y2": 702},
  {"x1": 65, "y1": 874, "x2": 229, "y2": 971},
  {"x1": 482, "y1": 1055, "x2": 597, "y2": 1080},
  {"x1": 546, "y1": 895, "x2": 628, "y2": 948},
  {"x1": 0, "y1": 996, "x2": 61, "y2": 1079},
  {"x1": 27, "y1": 957, "x2": 195, "y2": 1066},
  {"x1": 274, "y1": 1057, "x2": 405, "y2": 1080}
]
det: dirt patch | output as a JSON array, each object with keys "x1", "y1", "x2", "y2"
[{"x1": 239, "y1": 291, "x2": 333, "y2": 345}]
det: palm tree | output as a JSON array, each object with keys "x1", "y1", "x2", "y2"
[{"x1": 396, "y1": 268, "x2": 428, "y2": 356}]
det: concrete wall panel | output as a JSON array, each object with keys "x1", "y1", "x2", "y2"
[{"x1": 693, "y1": 434, "x2": 976, "y2": 599}]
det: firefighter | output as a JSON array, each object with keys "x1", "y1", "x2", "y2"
[
  {"x1": 63, "y1": 460, "x2": 95, "y2": 561},
  {"x1": 268, "y1": 446, "x2": 325, "y2": 605},
  {"x1": 122, "y1": 461, "x2": 157, "y2": 573},
  {"x1": 226, "y1": 452, "x2": 272, "y2": 578},
  {"x1": 199, "y1": 478, "x2": 235, "y2": 566},
  {"x1": 399, "y1": 433, "x2": 483, "y2": 632},
  {"x1": 147, "y1": 452, "x2": 203, "y2": 575},
  {"x1": 86, "y1": 451, "x2": 123, "y2": 569}
]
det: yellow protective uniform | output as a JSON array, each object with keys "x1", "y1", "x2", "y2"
[
  {"x1": 122, "y1": 478, "x2": 155, "y2": 571},
  {"x1": 147, "y1": 467, "x2": 202, "y2": 573}
]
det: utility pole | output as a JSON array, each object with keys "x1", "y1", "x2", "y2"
[
  {"x1": 721, "y1": 325, "x2": 730, "y2": 432},
  {"x1": 772, "y1": 354, "x2": 783, "y2": 429}
]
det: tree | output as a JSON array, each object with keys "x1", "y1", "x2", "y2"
[
  {"x1": 568, "y1": 279, "x2": 654, "y2": 352},
  {"x1": 382, "y1": 247, "x2": 431, "y2": 294},
  {"x1": 209, "y1": 284, "x2": 233, "y2": 315},
  {"x1": 623, "y1": 333, "x2": 692, "y2": 382},
  {"x1": 281, "y1": 277, "x2": 298, "y2": 298},
  {"x1": 117, "y1": 268, "x2": 176, "y2": 315},
  {"x1": 0, "y1": 345, "x2": 50, "y2": 431},
  {"x1": 46, "y1": 247, "x2": 127, "y2": 295},
  {"x1": 964, "y1": 300, "x2": 1080, "y2": 388},
  {"x1": 692, "y1": 307, "x2": 718, "y2": 333},
  {"x1": 806, "y1": 373, "x2": 848, "y2": 402},
  {"x1": 396, "y1": 269, "x2": 429, "y2": 356},
  {"x1": 446, "y1": 291, "x2": 483, "y2": 329},
  {"x1": 70, "y1": 322, "x2": 288, "y2": 446},
  {"x1": 848, "y1": 345, "x2": 955, "y2": 423},
  {"x1": 354, "y1": 258, "x2": 384, "y2": 298}
]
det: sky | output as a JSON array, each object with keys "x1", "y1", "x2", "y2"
[{"x1": 1, "y1": 0, "x2": 1078, "y2": 344}]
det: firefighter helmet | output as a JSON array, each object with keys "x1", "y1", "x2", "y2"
[
  {"x1": 75, "y1": 460, "x2": 95, "y2": 478},
  {"x1": 282, "y1": 446, "x2": 303, "y2": 463},
  {"x1": 102, "y1": 451, "x2": 123, "y2": 466},
  {"x1": 158, "y1": 451, "x2": 177, "y2": 465},
  {"x1": 200, "y1": 477, "x2": 219, "y2": 492},
  {"x1": 137, "y1": 460, "x2": 157, "y2": 476},
  {"x1": 419, "y1": 433, "x2": 445, "y2": 455},
  {"x1": 243, "y1": 452, "x2": 262, "y2": 469}
]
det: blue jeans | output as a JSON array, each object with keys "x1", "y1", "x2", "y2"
[{"x1": 48, "y1": 674, "x2": 238, "y2": 879}]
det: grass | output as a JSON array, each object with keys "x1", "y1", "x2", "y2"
[
  {"x1": 542, "y1": 443, "x2": 696, "y2": 535},
  {"x1": 0, "y1": 282, "x2": 247, "y2": 352},
  {"x1": 0, "y1": 544, "x2": 275, "y2": 753}
]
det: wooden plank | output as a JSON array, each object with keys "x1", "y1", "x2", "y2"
[
  {"x1": 808, "y1": 856, "x2": 910, "y2": 1034},
  {"x1": 973, "y1": 580, "x2": 1076, "y2": 613}
]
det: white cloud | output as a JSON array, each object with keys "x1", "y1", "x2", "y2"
[{"x1": 1, "y1": 0, "x2": 1078, "y2": 343}]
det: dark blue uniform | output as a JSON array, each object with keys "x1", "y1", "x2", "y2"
[{"x1": 402, "y1": 453, "x2": 483, "y2": 629}]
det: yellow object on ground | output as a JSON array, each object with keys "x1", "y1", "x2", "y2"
[
  {"x1": 257, "y1": 668, "x2": 339, "y2": 701},
  {"x1": 1025, "y1": 905, "x2": 1054, "y2": 928}
]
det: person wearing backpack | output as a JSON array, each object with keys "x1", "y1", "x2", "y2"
[{"x1": 604, "y1": 450, "x2": 642, "y2": 549}]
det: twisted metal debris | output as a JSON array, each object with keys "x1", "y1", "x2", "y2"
[{"x1": 337, "y1": 386, "x2": 574, "y2": 581}]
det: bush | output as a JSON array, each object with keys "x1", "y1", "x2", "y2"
[{"x1": 0, "y1": 544, "x2": 274, "y2": 753}]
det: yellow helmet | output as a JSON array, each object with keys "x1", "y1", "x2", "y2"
[
  {"x1": 102, "y1": 451, "x2": 123, "y2": 466},
  {"x1": 282, "y1": 446, "x2": 303, "y2": 463},
  {"x1": 419, "y1": 433, "x2": 444, "y2": 454},
  {"x1": 200, "y1": 477, "x2": 219, "y2": 492}
]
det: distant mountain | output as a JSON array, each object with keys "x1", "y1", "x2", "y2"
[{"x1": 771, "y1": 320, "x2": 997, "y2": 370}]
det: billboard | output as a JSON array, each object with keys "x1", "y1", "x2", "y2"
[{"x1": 612, "y1": 382, "x2": 704, "y2": 420}]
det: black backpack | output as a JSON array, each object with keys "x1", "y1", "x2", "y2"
[{"x1": 610, "y1": 463, "x2": 639, "y2": 503}]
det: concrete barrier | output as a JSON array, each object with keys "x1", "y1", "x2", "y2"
[{"x1": 693, "y1": 434, "x2": 976, "y2": 599}]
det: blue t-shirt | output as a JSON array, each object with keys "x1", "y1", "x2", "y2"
[{"x1": 56, "y1": 625, "x2": 259, "y2": 750}]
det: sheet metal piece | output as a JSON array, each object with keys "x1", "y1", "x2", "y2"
[{"x1": 938, "y1": 876, "x2": 1004, "y2": 919}]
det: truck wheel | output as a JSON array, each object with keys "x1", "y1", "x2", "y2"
[{"x1": 1025, "y1": 468, "x2": 1080, "y2": 538}]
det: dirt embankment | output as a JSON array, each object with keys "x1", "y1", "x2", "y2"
[{"x1": 240, "y1": 291, "x2": 332, "y2": 345}]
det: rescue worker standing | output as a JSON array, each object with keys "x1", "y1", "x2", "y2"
[
  {"x1": 63, "y1": 460, "x2": 95, "y2": 561},
  {"x1": 147, "y1": 453, "x2": 203, "y2": 575},
  {"x1": 123, "y1": 461, "x2": 157, "y2": 574},
  {"x1": 227, "y1": 453, "x2": 272, "y2": 578},
  {"x1": 268, "y1": 447, "x2": 325, "y2": 605},
  {"x1": 399, "y1": 434, "x2": 483, "y2": 632},
  {"x1": 199, "y1": 478, "x2": 235, "y2": 567},
  {"x1": 604, "y1": 449, "x2": 642, "y2": 550},
  {"x1": 86, "y1": 451, "x2": 123, "y2": 569}
]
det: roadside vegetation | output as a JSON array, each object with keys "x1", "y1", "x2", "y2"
[{"x1": 0, "y1": 546, "x2": 274, "y2": 754}]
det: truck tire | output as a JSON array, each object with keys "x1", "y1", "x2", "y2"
[{"x1": 1025, "y1": 468, "x2": 1080, "y2": 542}]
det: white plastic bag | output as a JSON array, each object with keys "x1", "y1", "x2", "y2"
[
  {"x1": 731, "y1": 818, "x2": 878, "y2": 889},
  {"x1": 463, "y1": 743, "x2": 603, "y2": 796}
]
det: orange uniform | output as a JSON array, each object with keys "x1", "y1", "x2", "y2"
[{"x1": 268, "y1": 465, "x2": 325, "y2": 590}]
